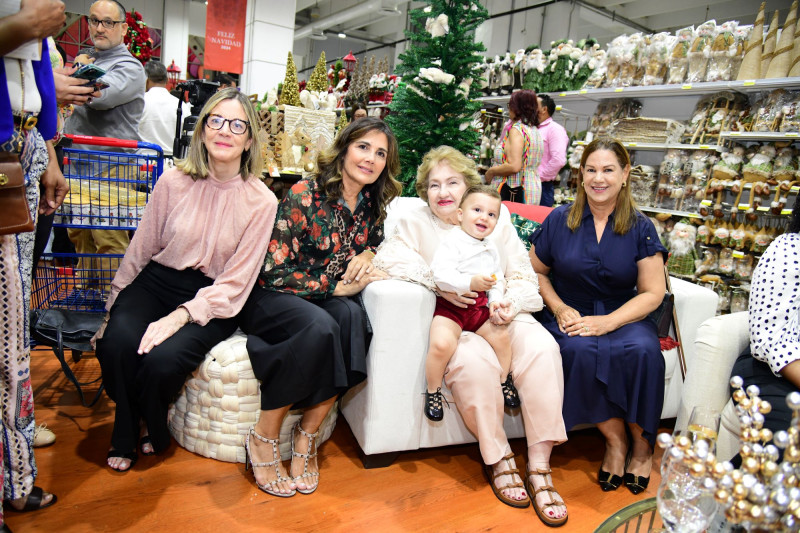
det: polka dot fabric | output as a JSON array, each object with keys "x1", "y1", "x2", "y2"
[{"x1": 749, "y1": 233, "x2": 800, "y2": 375}]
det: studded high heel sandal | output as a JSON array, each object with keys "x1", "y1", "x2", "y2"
[
  {"x1": 291, "y1": 423, "x2": 320, "y2": 495},
  {"x1": 245, "y1": 427, "x2": 295, "y2": 498}
]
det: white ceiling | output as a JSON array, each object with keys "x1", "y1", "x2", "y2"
[{"x1": 294, "y1": 0, "x2": 794, "y2": 56}]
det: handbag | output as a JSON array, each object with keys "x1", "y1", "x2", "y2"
[
  {"x1": 649, "y1": 291, "x2": 675, "y2": 339},
  {"x1": 0, "y1": 152, "x2": 34, "y2": 235},
  {"x1": 31, "y1": 308, "x2": 106, "y2": 407}
]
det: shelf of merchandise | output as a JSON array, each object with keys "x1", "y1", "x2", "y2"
[
  {"x1": 639, "y1": 205, "x2": 703, "y2": 218},
  {"x1": 718, "y1": 131, "x2": 800, "y2": 142},
  {"x1": 476, "y1": 77, "x2": 800, "y2": 106},
  {"x1": 572, "y1": 140, "x2": 722, "y2": 152}
]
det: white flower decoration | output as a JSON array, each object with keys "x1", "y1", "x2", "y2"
[{"x1": 426, "y1": 14, "x2": 449, "y2": 37}]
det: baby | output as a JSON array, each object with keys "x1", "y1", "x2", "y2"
[{"x1": 424, "y1": 185, "x2": 519, "y2": 421}]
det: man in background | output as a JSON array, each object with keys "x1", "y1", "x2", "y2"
[
  {"x1": 63, "y1": 0, "x2": 145, "y2": 271},
  {"x1": 217, "y1": 73, "x2": 237, "y2": 90},
  {"x1": 138, "y1": 60, "x2": 189, "y2": 157},
  {"x1": 536, "y1": 94, "x2": 568, "y2": 207}
]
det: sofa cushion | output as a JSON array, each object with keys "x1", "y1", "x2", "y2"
[
  {"x1": 501, "y1": 201, "x2": 552, "y2": 223},
  {"x1": 509, "y1": 213, "x2": 540, "y2": 251}
]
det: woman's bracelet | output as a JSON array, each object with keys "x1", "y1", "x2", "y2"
[
  {"x1": 553, "y1": 303, "x2": 566, "y2": 317},
  {"x1": 179, "y1": 306, "x2": 194, "y2": 324}
]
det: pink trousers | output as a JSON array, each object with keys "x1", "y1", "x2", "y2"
[{"x1": 444, "y1": 320, "x2": 566, "y2": 465}]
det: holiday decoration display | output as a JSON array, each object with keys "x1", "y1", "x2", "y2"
[
  {"x1": 657, "y1": 382, "x2": 800, "y2": 531},
  {"x1": 307, "y1": 52, "x2": 329, "y2": 93},
  {"x1": 279, "y1": 52, "x2": 301, "y2": 107},
  {"x1": 387, "y1": 0, "x2": 488, "y2": 195},
  {"x1": 125, "y1": 10, "x2": 153, "y2": 64}
]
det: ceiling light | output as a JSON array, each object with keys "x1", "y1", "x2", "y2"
[
  {"x1": 310, "y1": 29, "x2": 327, "y2": 40},
  {"x1": 338, "y1": 32, "x2": 347, "y2": 38}
]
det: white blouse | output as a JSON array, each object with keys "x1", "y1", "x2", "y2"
[
  {"x1": 373, "y1": 203, "x2": 543, "y2": 322},
  {"x1": 749, "y1": 232, "x2": 800, "y2": 375},
  {"x1": 432, "y1": 227, "x2": 505, "y2": 304}
]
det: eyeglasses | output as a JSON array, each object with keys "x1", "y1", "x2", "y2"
[
  {"x1": 205, "y1": 115, "x2": 250, "y2": 135},
  {"x1": 87, "y1": 17, "x2": 125, "y2": 29}
]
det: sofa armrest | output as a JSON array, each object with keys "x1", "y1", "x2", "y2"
[
  {"x1": 675, "y1": 312, "x2": 749, "y2": 431},
  {"x1": 340, "y1": 279, "x2": 435, "y2": 455}
]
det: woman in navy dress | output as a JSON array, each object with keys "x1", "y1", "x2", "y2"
[{"x1": 529, "y1": 138, "x2": 667, "y2": 496}]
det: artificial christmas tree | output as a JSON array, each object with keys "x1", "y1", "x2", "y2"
[
  {"x1": 308, "y1": 52, "x2": 329, "y2": 92},
  {"x1": 386, "y1": 0, "x2": 488, "y2": 195},
  {"x1": 280, "y1": 52, "x2": 302, "y2": 107}
]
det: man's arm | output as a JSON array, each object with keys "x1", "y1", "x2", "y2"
[{"x1": 86, "y1": 57, "x2": 144, "y2": 110}]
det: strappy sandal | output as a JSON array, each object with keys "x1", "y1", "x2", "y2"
[
  {"x1": 526, "y1": 468, "x2": 568, "y2": 527},
  {"x1": 106, "y1": 449, "x2": 137, "y2": 472},
  {"x1": 245, "y1": 427, "x2": 296, "y2": 498},
  {"x1": 483, "y1": 453, "x2": 531, "y2": 509},
  {"x1": 291, "y1": 423, "x2": 320, "y2": 495}
]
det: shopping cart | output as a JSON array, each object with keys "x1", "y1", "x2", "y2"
[{"x1": 31, "y1": 135, "x2": 163, "y2": 407}]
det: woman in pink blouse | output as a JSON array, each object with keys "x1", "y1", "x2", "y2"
[
  {"x1": 238, "y1": 117, "x2": 401, "y2": 498},
  {"x1": 93, "y1": 88, "x2": 278, "y2": 472}
]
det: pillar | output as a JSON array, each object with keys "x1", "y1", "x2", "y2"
[
  {"x1": 242, "y1": 0, "x2": 296, "y2": 98},
  {"x1": 161, "y1": 0, "x2": 191, "y2": 77}
]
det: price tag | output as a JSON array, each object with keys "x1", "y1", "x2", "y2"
[
  {"x1": 786, "y1": 132, "x2": 799, "y2": 137},
  {"x1": 627, "y1": 142, "x2": 638, "y2": 147},
  {"x1": 728, "y1": 131, "x2": 741, "y2": 136},
  {"x1": 782, "y1": 209, "x2": 793, "y2": 215},
  {"x1": 742, "y1": 80, "x2": 756, "y2": 86},
  {"x1": 732, "y1": 250, "x2": 745, "y2": 258},
  {"x1": 791, "y1": 185, "x2": 799, "y2": 192},
  {"x1": 614, "y1": 88, "x2": 624, "y2": 92},
  {"x1": 555, "y1": 105, "x2": 562, "y2": 111},
  {"x1": 480, "y1": 109, "x2": 486, "y2": 114},
  {"x1": 579, "y1": 89, "x2": 588, "y2": 94},
  {"x1": 737, "y1": 204, "x2": 750, "y2": 210},
  {"x1": 757, "y1": 206, "x2": 770, "y2": 212},
  {"x1": 700, "y1": 199, "x2": 712, "y2": 207},
  {"x1": 559, "y1": 92, "x2": 566, "y2": 97},
  {"x1": 699, "y1": 144, "x2": 710, "y2": 149},
  {"x1": 682, "y1": 84, "x2": 692, "y2": 90}
]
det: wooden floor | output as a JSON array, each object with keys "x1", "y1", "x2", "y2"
[{"x1": 10, "y1": 347, "x2": 668, "y2": 532}]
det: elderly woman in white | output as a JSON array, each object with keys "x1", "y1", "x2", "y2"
[{"x1": 373, "y1": 146, "x2": 568, "y2": 527}]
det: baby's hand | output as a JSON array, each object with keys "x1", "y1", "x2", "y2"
[{"x1": 470, "y1": 274, "x2": 496, "y2": 292}]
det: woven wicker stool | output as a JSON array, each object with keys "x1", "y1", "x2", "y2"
[{"x1": 168, "y1": 331, "x2": 337, "y2": 463}]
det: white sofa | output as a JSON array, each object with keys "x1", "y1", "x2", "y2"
[
  {"x1": 341, "y1": 197, "x2": 720, "y2": 467},
  {"x1": 675, "y1": 312, "x2": 748, "y2": 461}
]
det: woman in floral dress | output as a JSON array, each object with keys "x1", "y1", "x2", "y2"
[{"x1": 239, "y1": 117, "x2": 401, "y2": 498}]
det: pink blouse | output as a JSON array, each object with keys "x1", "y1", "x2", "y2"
[{"x1": 106, "y1": 167, "x2": 277, "y2": 325}]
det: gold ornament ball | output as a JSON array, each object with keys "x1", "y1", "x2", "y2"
[
  {"x1": 740, "y1": 443, "x2": 754, "y2": 457},
  {"x1": 785, "y1": 445, "x2": 800, "y2": 463},
  {"x1": 734, "y1": 499, "x2": 749, "y2": 513},
  {"x1": 715, "y1": 488, "x2": 731, "y2": 502},
  {"x1": 690, "y1": 463, "x2": 706, "y2": 477},
  {"x1": 740, "y1": 398, "x2": 753, "y2": 410},
  {"x1": 675, "y1": 435, "x2": 692, "y2": 449},
  {"x1": 304, "y1": 161, "x2": 315, "y2": 172},
  {"x1": 733, "y1": 389, "x2": 746, "y2": 402},
  {"x1": 743, "y1": 456, "x2": 760, "y2": 474},
  {"x1": 759, "y1": 400, "x2": 772, "y2": 414},
  {"x1": 748, "y1": 505, "x2": 763, "y2": 520},
  {"x1": 733, "y1": 484, "x2": 748, "y2": 499},
  {"x1": 759, "y1": 428, "x2": 773, "y2": 442},
  {"x1": 761, "y1": 461, "x2": 779, "y2": 478}
]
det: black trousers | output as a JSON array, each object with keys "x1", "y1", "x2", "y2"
[
  {"x1": 97, "y1": 261, "x2": 238, "y2": 454},
  {"x1": 730, "y1": 348, "x2": 797, "y2": 464},
  {"x1": 239, "y1": 289, "x2": 368, "y2": 411}
]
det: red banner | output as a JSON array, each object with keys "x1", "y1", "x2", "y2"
[{"x1": 204, "y1": 0, "x2": 247, "y2": 74}]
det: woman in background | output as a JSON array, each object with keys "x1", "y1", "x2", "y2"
[{"x1": 485, "y1": 89, "x2": 543, "y2": 205}]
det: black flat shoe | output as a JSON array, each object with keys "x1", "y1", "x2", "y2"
[
  {"x1": 623, "y1": 472, "x2": 650, "y2": 495},
  {"x1": 501, "y1": 373, "x2": 521, "y2": 408},
  {"x1": 597, "y1": 468, "x2": 622, "y2": 492},
  {"x1": 4, "y1": 486, "x2": 57, "y2": 513},
  {"x1": 424, "y1": 388, "x2": 445, "y2": 421}
]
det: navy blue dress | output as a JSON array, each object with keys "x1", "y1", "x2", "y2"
[{"x1": 530, "y1": 204, "x2": 668, "y2": 446}]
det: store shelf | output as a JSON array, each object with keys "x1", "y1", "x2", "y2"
[
  {"x1": 573, "y1": 140, "x2": 721, "y2": 151},
  {"x1": 719, "y1": 131, "x2": 800, "y2": 142},
  {"x1": 639, "y1": 205, "x2": 703, "y2": 218},
  {"x1": 476, "y1": 77, "x2": 800, "y2": 106}
]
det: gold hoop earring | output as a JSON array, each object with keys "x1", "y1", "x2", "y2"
[{"x1": 622, "y1": 182, "x2": 627, "y2": 188}]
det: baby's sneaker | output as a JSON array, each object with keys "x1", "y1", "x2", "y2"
[{"x1": 502, "y1": 373, "x2": 521, "y2": 408}]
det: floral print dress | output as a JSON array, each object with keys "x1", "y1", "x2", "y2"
[{"x1": 260, "y1": 177, "x2": 384, "y2": 299}]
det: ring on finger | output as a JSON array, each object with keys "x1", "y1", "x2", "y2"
[{"x1": 583, "y1": 326, "x2": 589, "y2": 333}]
